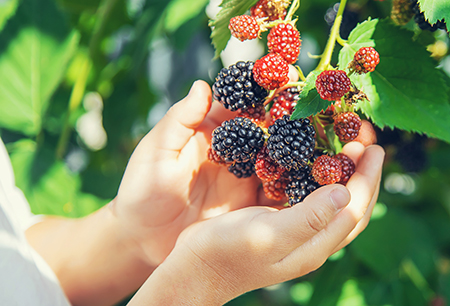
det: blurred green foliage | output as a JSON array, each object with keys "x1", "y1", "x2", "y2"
[{"x1": 1, "y1": 0, "x2": 450, "y2": 305}]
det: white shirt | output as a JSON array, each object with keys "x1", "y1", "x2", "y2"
[{"x1": 0, "y1": 138, "x2": 70, "y2": 305}]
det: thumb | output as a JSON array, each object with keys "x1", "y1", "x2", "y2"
[
  {"x1": 146, "y1": 80, "x2": 212, "y2": 154},
  {"x1": 270, "y1": 184, "x2": 351, "y2": 252}
]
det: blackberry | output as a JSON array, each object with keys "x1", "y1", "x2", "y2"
[
  {"x1": 228, "y1": 160, "x2": 255, "y2": 178},
  {"x1": 334, "y1": 153, "x2": 355, "y2": 185},
  {"x1": 250, "y1": 0, "x2": 289, "y2": 21},
  {"x1": 253, "y1": 53, "x2": 290, "y2": 90},
  {"x1": 237, "y1": 102, "x2": 267, "y2": 127},
  {"x1": 207, "y1": 147, "x2": 232, "y2": 165},
  {"x1": 266, "y1": 115, "x2": 316, "y2": 171},
  {"x1": 333, "y1": 111, "x2": 362, "y2": 142},
  {"x1": 312, "y1": 155, "x2": 343, "y2": 185},
  {"x1": 391, "y1": 0, "x2": 414, "y2": 26},
  {"x1": 285, "y1": 167, "x2": 320, "y2": 205},
  {"x1": 263, "y1": 175, "x2": 289, "y2": 201},
  {"x1": 213, "y1": 61, "x2": 268, "y2": 112},
  {"x1": 269, "y1": 86, "x2": 300, "y2": 121},
  {"x1": 229, "y1": 15, "x2": 261, "y2": 42},
  {"x1": 255, "y1": 146, "x2": 286, "y2": 181},
  {"x1": 349, "y1": 47, "x2": 380, "y2": 74},
  {"x1": 267, "y1": 23, "x2": 301, "y2": 65},
  {"x1": 211, "y1": 117, "x2": 265, "y2": 163},
  {"x1": 316, "y1": 70, "x2": 351, "y2": 102}
]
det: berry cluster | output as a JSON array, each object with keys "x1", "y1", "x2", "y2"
[{"x1": 208, "y1": 0, "x2": 381, "y2": 206}]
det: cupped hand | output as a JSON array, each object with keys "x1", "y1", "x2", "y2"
[
  {"x1": 154, "y1": 143, "x2": 384, "y2": 304},
  {"x1": 112, "y1": 80, "x2": 278, "y2": 266}
]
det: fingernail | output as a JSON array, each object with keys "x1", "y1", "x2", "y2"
[{"x1": 330, "y1": 187, "x2": 350, "y2": 210}]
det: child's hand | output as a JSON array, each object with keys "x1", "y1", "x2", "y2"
[
  {"x1": 128, "y1": 144, "x2": 385, "y2": 305},
  {"x1": 111, "y1": 80, "x2": 279, "y2": 266}
]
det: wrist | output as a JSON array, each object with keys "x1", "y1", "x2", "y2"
[{"x1": 129, "y1": 243, "x2": 236, "y2": 305}]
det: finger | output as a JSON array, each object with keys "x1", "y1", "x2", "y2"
[
  {"x1": 330, "y1": 179, "x2": 380, "y2": 254},
  {"x1": 341, "y1": 141, "x2": 365, "y2": 165},
  {"x1": 274, "y1": 145, "x2": 384, "y2": 275},
  {"x1": 145, "y1": 80, "x2": 212, "y2": 156},
  {"x1": 288, "y1": 65, "x2": 299, "y2": 82},
  {"x1": 266, "y1": 184, "x2": 350, "y2": 253},
  {"x1": 309, "y1": 145, "x2": 385, "y2": 252}
]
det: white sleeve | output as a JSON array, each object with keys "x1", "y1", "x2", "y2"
[{"x1": 0, "y1": 138, "x2": 71, "y2": 306}]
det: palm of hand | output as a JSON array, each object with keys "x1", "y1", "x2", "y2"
[{"x1": 114, "y1": 84, "x2": 270, "y2": 265}]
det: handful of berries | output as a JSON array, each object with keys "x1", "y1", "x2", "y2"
[{"x1": 208, "y1": 0, "x2": 380, "y2": 206}]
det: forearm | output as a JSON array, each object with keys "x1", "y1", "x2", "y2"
[{"x1": 25, "y1": 203, "x2": 155, "y2": 306}]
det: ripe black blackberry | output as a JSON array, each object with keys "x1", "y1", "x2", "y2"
[
  {"x1": 228, "y1": 160, "x2": 255, "y2": 178},
  {"x1": 266, "y1": 115, "x2": 316, "y2": 171},
  {"x1": 211, "y1": 117, "x2": 265, "y2": 163},
  {"x1": 212, "y1": 61, "x2": 268, "y2": 112},
  {"x1": 285, "y1": 167, "x2": 320, "y2": 206}
]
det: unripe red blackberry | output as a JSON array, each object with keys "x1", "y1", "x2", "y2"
[
  {"x1": 253, "y1": 53, "x2": 290, "y2": 90},
  {"x1": 207, "y1": 147, "x2": 232, "y2": 165},
  {"x1": 211, "y1": 117, "x2": 265, "y2": 163},
  {"x1": 270, "y1": 87, "x2": 300, "y2": 121},
  {"x1": 267, "y1": 23, "x2": 301, "y2": 64},
  {"x1": 237, "y1": 102, "x2": 267, "y2": 127},
  {"x1": 285, "y1": 166, "x2": 320, "y2": 205},
  {"x1": 213, "y1": 61, "x2": 267, "y2": 112},
  {"x1": 266, "y1": 115, "x2": 316, "y2": 171},
  {"x1": 250, "y1": 0, "x2": 289, "y2": 21},
  {"x1": 350, "y1": 47, "x2": 380, "y2": 74},
  {"x1": 334, "y1": 153, "x2": 355, "y2": 185},
  {"x1": 262, "y1": 175, "x2": 289, "y2": 201},
  {"x1": 312, "y1": 155, "x2": 343, "y2": 185},
  {"x1": 228, "y1": 160, "x2": 255, "y2": 178},
  {"x1": 229, "y1": 15, "x2": 261, "y2": 42},
  {"x1": 255, "y1": 146, "x2": 286, "y2": 181},
  {"x1": 315, "y1": 70, "x2": 351, "y2": 101},
  {"x1": 334, "y1": 112, "x2": 362, "y2": 142}
]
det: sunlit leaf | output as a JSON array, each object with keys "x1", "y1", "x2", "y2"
[{"x1": 0, "y1": 0, "x2": 79, "y2": 135}]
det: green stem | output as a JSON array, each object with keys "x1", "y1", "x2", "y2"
[
  {"x1": 286, "y1": 0, "x2": 300, "y2": 21},
  {"x1": 315, "y1": 0, "x2": 347, "y2": 71},
  {"x1": 56, "y1": 58, "x2": 92, "y2": 158}
]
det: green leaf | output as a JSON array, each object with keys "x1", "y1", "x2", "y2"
[
  {"x1": 0, "y1": 0, "x2": 79, "y2": 136},
  {"x1": 9, "y1": 139, "x2": 107, "y2": 217},
  {"x1": 418, "y1": 0, "x2": 450, "y2": 32},
  {"x1": 338, "y1": 18, "x2": 450, "y2": 143},
  {"x1": 164, "y1": 0, "x2": 209, "y2": 33},
  {"x1": 291, "y1": 70, "x2": 332, "y2": 119},
  {"x1": 209, "y1": 0, "x2": 259, "y2": 58},
  {"x1": 291, "y1": 88, "x2": 332, "y2": 119},
  {"x1": 0, "y1": 0, "x2": 18, "y2": 32}
]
